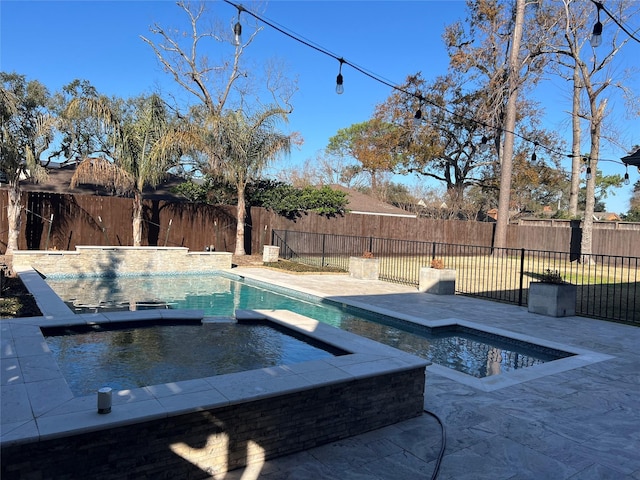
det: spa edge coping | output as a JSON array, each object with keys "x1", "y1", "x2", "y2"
[{"x1": 1, "y1": 302, "x2": 429, "y2": 448}]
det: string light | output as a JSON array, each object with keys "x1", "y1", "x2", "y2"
[
  {"x1": 624, "y1": 166, "x2": 630, "y2": 185},
  {"x1": 233, "y1": 5, "x2": 244, "y2": 46},
  {"x1": 588, "y1": 0, "x2": 640, "y2": 45},
  {"x1": 531, "y1": 144, "x2": 537, "y2": 162},
  {"x1": 590, "y1": 2, "x2": 603, "y2": 47},
  {"x1": 336, "y1": 59, "x2": 344, "y2": 94},
  {"x1": 221, "y1": 0, "x2": 635, "y2": 174}
]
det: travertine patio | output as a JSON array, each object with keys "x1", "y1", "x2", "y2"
[{"x1": 224, "y1": 267, "x2": 640, "y2": 480}]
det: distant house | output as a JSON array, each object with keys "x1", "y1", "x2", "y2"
[
  {"x1": 329, "y1": 185, "x2": 417, "y2": 219},
  {"x1": 3, "y1": 162, "x2": 186, "y2": 200},
  {"x1": 594, "y1": 212, "x2": 622, "y2": 222}
]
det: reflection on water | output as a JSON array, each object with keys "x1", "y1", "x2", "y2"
[
  {"x1": 46, "y1": 274, "x2": 573, "y2": 379},
  {"x1": 45, "y1": 323, "x2": 337, "y2": 396}
]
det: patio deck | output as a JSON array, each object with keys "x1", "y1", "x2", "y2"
[
  {"x1": 2, "y1": 265, "x2": 639, "y2": 479},
  {"x1": 223, "y1": 267, "x2": 640, "y2": 480}
]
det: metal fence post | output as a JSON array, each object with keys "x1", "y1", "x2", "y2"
[
  {"x1": 322, "y1": 234, "x2": 326, "y2": 267},
  {"x1": 518, "y1": 248, "x2": 525, "y2": 306},
  {"x1": 44, "y1": 214, "x2": 54, "y2": 251},
  {"x1": 164, "y1": 218, "x2": 172, "y2": 247}
]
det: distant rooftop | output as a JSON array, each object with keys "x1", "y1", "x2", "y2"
[{"x1": 329, "y1": 185, "x2": 416, "y2": 218}]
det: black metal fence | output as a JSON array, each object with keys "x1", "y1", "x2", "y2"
[{"x1": 271, "y1": 230, "x2": 639, "y2": 325}]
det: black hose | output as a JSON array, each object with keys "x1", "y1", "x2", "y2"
[{"x1": 423, "y1": 408, "x2": 446, "y2": 480}]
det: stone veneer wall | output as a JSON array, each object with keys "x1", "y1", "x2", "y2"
[
  {"x1": 1, "y1": 368, "x2": 425, "y2": 479},
  {"x1": 10, "y1": 246, "x2": 232, "y2": 276}
]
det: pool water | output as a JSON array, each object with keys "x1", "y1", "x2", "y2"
[
  {"x1": 45, "y1": 274, "x2": 573, "y2": 378},
  {"x1": 44, "y1": 322, "x2": 341, "y2": 396}
]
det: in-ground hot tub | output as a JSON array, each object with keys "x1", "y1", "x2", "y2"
[
  {"x1": 1, "y1": 303, "x2": 428, "y2": 479},
  {"x1": 42, "y1": 319, "x2": 346, "y2": 396}
]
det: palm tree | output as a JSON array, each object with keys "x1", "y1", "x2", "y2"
[
  {"x1": 206, "y1": 107, "x2": 291, "y2": 255},
  {"x1": 1, "y1": 73, "x2": 55, "y2": 253},
  {"x1": 66, "y1": 94, "x2": 195, "y2": 246}
]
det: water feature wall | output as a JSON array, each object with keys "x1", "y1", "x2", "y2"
[{"x1": 10, "y1": 246, "x2": 232, "y2": 276}]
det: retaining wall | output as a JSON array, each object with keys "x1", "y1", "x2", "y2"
[{"x1": 1, "y1": 368, "x2": 425, "y2": 478}]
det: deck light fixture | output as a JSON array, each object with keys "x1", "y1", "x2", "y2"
[{"x1": 97, "y1": 387, "x2": 112, "y2": 414}]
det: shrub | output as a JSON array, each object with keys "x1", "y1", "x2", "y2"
[
  {"x1": 540, "y1": 269, "x2": 564, "y2": 284},
  {"x1": 431, "y1": 258, "x2": 444, "y2": 269}
]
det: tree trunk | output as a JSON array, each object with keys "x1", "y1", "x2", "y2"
[
  {"x1": 580, "y1": 101, "x2": 606, "y2": 264},
  {"x1": 6, "y1": 182, "x2": 22, "y2": 253},
  {"x1": 234, "y1": 184, "x2": 247, "y2": 256},
  {"x1": 569, "y1": 63, "x2": 582, "y2": 217},
  {"x1": 132, "y1": 191, "x2": 143, "y2": 247},
  {"x1": 494, "y1": 0, "x2": 525, "y2": 251}
]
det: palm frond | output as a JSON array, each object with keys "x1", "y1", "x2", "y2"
[{"x1": 70, "y1": 157, "x2": 135, "y2": 193}]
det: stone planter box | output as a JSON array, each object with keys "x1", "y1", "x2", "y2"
[
  {"x1": 263, "y1": 245, "x2": 280, "y2": 263},
  {"x1": 528, "y1": 282, "x2": 577, "y2": 317},
  {"x1": 419, "y1": 267, "x2": 456, "y2": 295},
  {"x1": 349, "y1": 257, "x2": 380, "y2": 280}
]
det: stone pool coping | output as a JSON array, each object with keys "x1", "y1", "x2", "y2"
[{"x1": 1, "y1": 268, "x2": 428, "y2": 448}]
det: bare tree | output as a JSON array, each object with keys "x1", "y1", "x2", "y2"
[
  {"x1": 544, "y1": 0, "x2": 639, "y2": 260},
  {"x1": 141, "y1": 1, "x2": 297, "y2": 255},
  {"x1": 274, "y1": 151, "x2": 367, "y2": 189}
]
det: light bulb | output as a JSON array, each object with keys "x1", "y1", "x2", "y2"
[
  {"x1": 479, "y1": 136, "x2": 489, "y2": 152},
  {"x1": 531, "y1": 151, "x2": 537, "y2": 162},
  {"x1": 624, "y1": 172, "x2": 630, "y2": 185},
  {"x1": 233, "y1": 21, "x2": 242, "y2": 46},
  {"x1": 586, "y1": 166, "x2": 592, "y2": 180},
  {"x1": 335, "y1": 73, "x2": 344, "y2": 94},
  {"x1": 413, "y1": 109, "x2": 422, "y2": 129}
]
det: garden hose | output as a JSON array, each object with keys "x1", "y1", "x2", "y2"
[{"x1": 423, "y1": 408, "x2": 446, "y2": 480}]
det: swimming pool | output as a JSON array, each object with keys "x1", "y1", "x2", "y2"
[{"x1": 45, "y1": 273, "x2": 573, "y2": 378}]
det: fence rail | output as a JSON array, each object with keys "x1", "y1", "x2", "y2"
[{"x1": 272, "y1": 230, "x2": 639, "y2": 325}]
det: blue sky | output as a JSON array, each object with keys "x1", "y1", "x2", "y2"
[{"x1": 1, "y1": 0, "x2": 639, "y2": 213}]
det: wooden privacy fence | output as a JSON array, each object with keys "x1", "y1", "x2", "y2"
[
  {"x1": 1, "y1": 190, "x2": 639, "y2": 258},
  {"x1": 1, "y1": 191, "x2": 240, "y2": 253}
]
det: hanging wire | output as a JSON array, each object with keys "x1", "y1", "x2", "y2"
[{"x1": 222, "y1": 0, "x2": 632, "y2": 168}]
